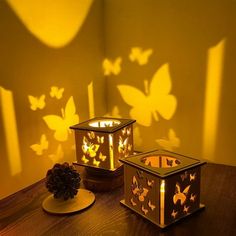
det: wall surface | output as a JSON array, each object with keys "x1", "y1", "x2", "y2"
[
  {"x1": 104, "y1": 0, "x2": 236, "y2": 166},
  {"x1": 0, "y1": 0, "x2": 106, "y2": 199},
  {"x1": 1, "y1": 0, "x2": 236, "y2": 200}
]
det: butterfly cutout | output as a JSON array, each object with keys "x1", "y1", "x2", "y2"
[
  {"x1": 148, "y1": 200, "x2": 156, "y2": 211},
  {"x1": 147, "y1": 179, "x2": 154, "y2": 187},
  {"x1": 97, "y1": 136, "x2": 104, "y2": 144},
  {"x1": 190, "y1": 173, "x2": 196, "y2": 181},
  {"x1": 128, "y1": 144, "x2": 132, "y2": 151},
  {"x1": 129, "y1": 47, "x2": 153, "y2": 65},
  {"x1": 171, "y1": 210, "x2": 178, "y2": 219},
  {"x1": 118, "y1": 136, "x2": 129, "y2": 154},
  {"x1": 82, "y1": 136, "x2": 99, "y2": 158},
  {"x1": 6, "y1": 0, "x2": 94, "y2": 48},
  {"x1": 28, "y1": 94, "x2": 46, "y2": 111},
  {"x1": 81, "y1": 155, "x2": 89, "y2": 164},
  {"x1": 141, "y1": 205, "x2": 148, "y2": 215},
  {"x1": 130, "y1": 198, "x2": 137, "y2": 206},
  {"x1": 103, "y1": 57, "x2": 122, "y2": 76},
  {"x1": 48, "y1": 144, "x2": 64, "y2": 161},
  {"x1": 183, "y1": 205, "x2": 190, "y2": 214},
  {"x1": 93, "y1": 158, "x2": 100, "y2": 167},
  {"x1": 156, "y1": 129, "x2": 180, "y2": 151},
  {"x1": 30, "y1": 134, "x2": 48, "y2": 155},
  {"x1": 122, "y1": 127, "x2": 127, "y2": 136},
  {"x1": 180, "y1": 171, "x2": 188, "y2": 181},
  {"x1": 142, "y1": 156, "x2": 160, "y2": 168},
  {"x1": 117, "y1": 63, "x2": 177, "y2": 127},
  {"x1": 88, "y1": 131, "x2": 95, "y2": 139},
  {"x1": 127, "y1": 128, "x2": 131, "y2": 136},
  {"x1": 190, "y1": 193, "x2": 196, "y2": 202},
  {"x1": 137, "y1": 170, "x2": 144, "y2": 179},
  {"x1": 131, "y1": 176, "x2": 149, "y2": 202},
  {"x1": 99, "y1": 152, "x2": 106, "y2": 161},
  {"x1": 43, "y1": 96, "x2": 79, "y2": 142},
  {"x1": 50, "y1": 86, "x2": 64, "y2": 99},
  {"x1": 173, "y1": 183, "x2": 190, "y2": 205}
]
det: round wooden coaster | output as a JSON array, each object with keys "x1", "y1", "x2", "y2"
[{"x1": 42, "y1": 189, "x2": 95, "y2": 215}]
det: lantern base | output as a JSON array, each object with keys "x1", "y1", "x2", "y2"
[
  {"x1": 120, "y1": 199, "x2": 205, "y2": 228},
  {"x1": 74, "y1": 163, "x2": 124, "y2": 191},
  {"x1": 42, "y1": 189, "x2": 95, "y2": 215}
]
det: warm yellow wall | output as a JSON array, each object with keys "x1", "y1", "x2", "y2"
[
  {"x1": 104, "y1": 0, "x2": 236, "y2": 166},
  {"x1": 1, "y1": 0, "x2": 236, "y2": 200},
  {"x1": 0, "y1": 0, "x2": 106, "y2": 199}
]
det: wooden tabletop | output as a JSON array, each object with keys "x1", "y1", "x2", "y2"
[{"x1": 0, "y1": 163, "x2": 236, "y2": 236}]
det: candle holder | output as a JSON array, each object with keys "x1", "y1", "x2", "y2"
[
  {"x1": 70, "y1": 117, "x2": 135, "y2": 191},
  {"x1": 120, "y1": 150, "x2": 206, "y2": 228}
]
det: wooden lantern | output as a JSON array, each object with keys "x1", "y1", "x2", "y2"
[
  {"x1": 70, "y1": 117, "x2": 135, "y2": 171},
  {"x1": 120, "y1": 150, "x2": 206, "y2": 228}
]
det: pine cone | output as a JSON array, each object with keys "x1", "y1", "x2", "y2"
[{"x1": 46, "y1": 162, "x2": 81, "y2": 200}]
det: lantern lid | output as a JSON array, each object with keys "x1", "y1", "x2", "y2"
[
  {"x1": 70, "y1": 117, "x2": 135, "y2": 133},
  {"x1": 119, "y1": 150, "x2": 206, "y2": 178}
]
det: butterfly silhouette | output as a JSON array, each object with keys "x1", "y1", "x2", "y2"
[
  {"x1": 93, "y1": 158, "x2": 100, "y2": 167},
  {"x1": 141, "y1": 205, "x2": 148, "y2": 215},
  {"x1": 171, "y1": 209, "x2": 178, "y2": 219},
  {"x1": 81, "y1": 155, "x2": 89, "y2": 164},
  {"x1": 190, "y1": 193, "x2": 196, "y2": 202},
  {"x1": 82, "y1": 136, "x2": 99, "y2": 158},
  {"x1": 173, "y1": 183, "x2": 190, "y2": 205},
  {"x1": 190, "y1": 173, "x2": 196, "y2": 181},
  {"x1": 30, "y1": 134, "x2": 48, "y2": 155},
  {"x1": 142, "y1": 156, "x2": 160, "y2": 168},
  {"x1": 147, "y1": 179, "x2": 154, "y2": 187},
  {"x1": 183, "y1": 205, "x2": 190, "y2": 214},
  {"x1": 50, "y1": 86, "x2": 64, "y2": 99},
  {"x1": 99, "y1": 152, "x2": 106, "y2": 161},
  {"x1": 180, "y1": 171, "x2": 188, "y2": 181},
  {"x1": 129, "y1": 47, "x2": 153, "y2": 65},
  {"x1": 48, "y1": 144, "x2": 64, "y2": 161},
  {"x1": 28, "y1": 94, "x2": 46, "y2": 111},
  {"x1": 103, "y1": 57, "x2": 122, "y2": 76},
  {"x1": 118, "y1": 136, "x2": 129, "y2": 154},
  {"x1": 131, "y1": 176, "x2": 149, "y2": 202},
  {"x1": 148, "y1": 200, "x2": 156, "y2": 211},
  {"x1": 43, "y1": 96, "x2": 79, "y2": 142},
  {"x1": 130, "y1": 198, "x2": 137, "y2": 206},
  {"x1": 117, "y1": 64, "x2": 177, "y2": 126},
  {"x1": 97, "y1": 136, "x2": 104, "y2": 144},
  {"x1": 156, "y1": 129, "x2": 180, "y2": 151},
  {"x1": 88, "y1": 131, "x2": 95, "y2": 139}
]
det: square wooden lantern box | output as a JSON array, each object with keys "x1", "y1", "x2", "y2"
[
  {"x1": 120, "y1": 150, "x2": 206, "y2": 228},
  {"x1": 70, "y1": 117, "x2": 136, "y2": 171}
]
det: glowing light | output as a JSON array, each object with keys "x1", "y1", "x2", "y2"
[
  {"x1": 30, "y1": 134, "x2": 48, "y2": 156},
  {"x1": 28, "y1": 94, "x2": 46, "y2": 111},
  {"x1": 117, "y1": 63, "x2": 177, "y2": 127},
  {"x1": 103, "y1": 57, "x2": 122, "y2": 76},
  {"x1": 0, "y1": 87, "x2": 22, "y2": 176},
  {"x1": 141, "y1": 155, "x2": 180, "y2": 168},
  {"x1": 50, "y1": 86, "x2": 64, "y2": 100},
  {"x1": 43, "y1": 96, "x2": 79, "y2": 141},
  {"x1": 89, "y1": 119, "x2": 121, "y2": 127},
  {"x1": 6, "y1": 0, "x2": 93, "y2": 48},
  {"x1": 109, "y1": 134, "x2": 114, "y2": 170},
  {"x1": 88, "y1": 82, "x2": 95, "y2": 119},
  {"x1": 160, "y1": 180, "x2": 165, "y2": 226},
  {"x1": 129, "y1": 47, "x2": 153, "y2": 65},
  {"x1": 203, "y1": 39, "x2": 225, "y2": 161}
]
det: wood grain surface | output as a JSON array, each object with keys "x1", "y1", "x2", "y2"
[{"x1": 0, "y1": 163, "x2": 236, "y2": 236}]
